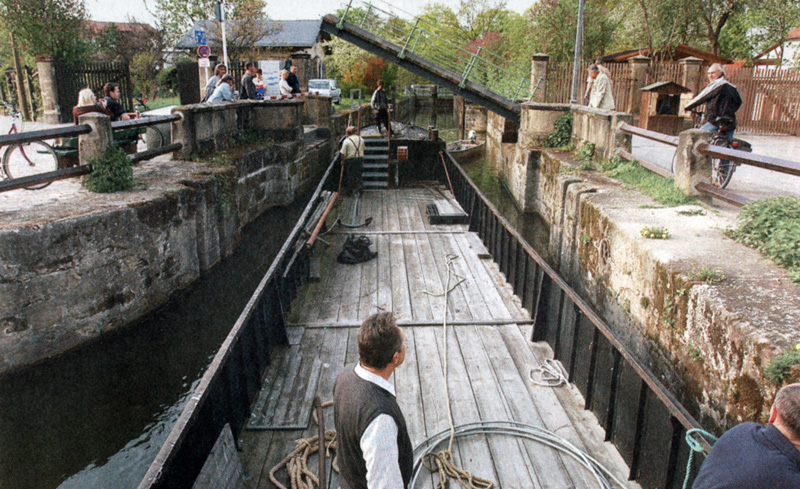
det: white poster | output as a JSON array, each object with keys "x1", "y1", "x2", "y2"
[{"x1": 259, "y1": 60, "x2": 282, "y2": 97}]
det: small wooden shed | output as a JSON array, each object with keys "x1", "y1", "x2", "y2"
[{"x1": 640, "y1": 81, "x2": 692, "y2": 135}]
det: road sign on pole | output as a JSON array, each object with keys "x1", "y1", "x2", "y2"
[
  {"x1": 198, "y1": 45, "x2": 211, "y2": 58},
  {"x1": 194, "y1": 30, "x2": 207, "y2": 46}
]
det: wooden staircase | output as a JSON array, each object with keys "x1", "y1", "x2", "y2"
[{"x1": 362, "y1": 138, "x2": 389, "y2": 188}]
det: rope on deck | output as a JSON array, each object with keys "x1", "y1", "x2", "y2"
[
  {"x1": 421, "y1": 253, "x2": 494, "y2": 489},
  {"x1": 268, "y1": 401, "x2": 338, "y2": 489}
]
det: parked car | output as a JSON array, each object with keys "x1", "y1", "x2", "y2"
[{"x1": 308, "y1": 79, "x2": 342, "y2": 104}]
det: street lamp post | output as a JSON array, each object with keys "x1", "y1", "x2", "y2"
[{"x1": 570, "y1": 0, "x2": 585, "y2": 104}]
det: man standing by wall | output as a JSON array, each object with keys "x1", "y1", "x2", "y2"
[
  {"x1": 334, "y1": 312, "x2": 413, "y2": 489},
  {"x1": 288, "y1": 64, "x2": 301, "y2": 94},
  {"x1": 692, "y1": 383, "x2": 800, "y2": 488},
  {"x1": 339, "y1": 126, "x2": 365, "y2": 195},
  {"x1": 371, "y1": 80, "x2": 390, "y2": 136},
  {"x1": 588, "y1": 65, "x2": 615, "y2": 110},
  {"x1": 239, "y1": 62, "x2": 258, "y2": 100}
]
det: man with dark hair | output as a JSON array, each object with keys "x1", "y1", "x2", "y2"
[
  {"x1": 334, "y1": 312, "x2": 413, "y2": 489},
  {"x1": 103, "y1": 82, "x2": 130, "y2": 121},
  {"x1": 239, "y1": 62, "x2": 258, "y2": 100},
  {"x1": 288, "y1": 64, "x2": 301, "y2": 94},
  {"x1": 371, "y1": 80, "x2": 390, "y2": 136},
  {"x1": 692, "y1": 383, "x2": 800, "y2": 488}
]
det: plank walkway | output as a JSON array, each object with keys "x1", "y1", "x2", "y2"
[{"x1": 240, "y1": 188, "x2": 638, "y2": 489}]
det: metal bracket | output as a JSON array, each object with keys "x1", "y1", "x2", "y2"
[
  {"x1": 337, "y1": 0, "x2": 353, "y2": 29},
  {"x1": 398, "y1": 19, "x2": 419, "y2": 60},
  {"x1": 459, "y1": 47, "x2": 482, "y2": 88}
]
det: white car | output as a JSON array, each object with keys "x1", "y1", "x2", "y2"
[{"x1": 308, "y1": 79, "x2": 342, "y2": 104}]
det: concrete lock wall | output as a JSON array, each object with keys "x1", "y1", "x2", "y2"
[{"x1": 0, "y1": 99, "x2": 334, "y2": 375}]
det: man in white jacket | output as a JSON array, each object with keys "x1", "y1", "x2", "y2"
[{"x1": 588, "y1": 65, "x2": 615, "y2": 110}]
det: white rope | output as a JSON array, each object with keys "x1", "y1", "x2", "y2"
[{"x1": 529, "y1": 358, "x2": 568, "y2": 387}]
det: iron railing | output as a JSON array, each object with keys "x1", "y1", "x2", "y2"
[
  {"x1": 0, "y1": 114, "x2": 181, "y2": 193},
  {"x1": 334, "y1": 0, "x2": 530, "y2": 100},
  {"x1": 137, "y1": 153, "x2": 340, "y2": 489},
  {"x1": 441, "y1": 151, "x2": 706, "y2": 489}
]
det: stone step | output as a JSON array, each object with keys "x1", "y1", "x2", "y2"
[
  {"x1": 364, "y1": 162, "x2": 389, "y2": 170},
  {"x1": 364, "y1": 154, "x2": 388, "y2": 161},
  {"x1": 363, "y1": 172, "x2": 389, "y2": 179}
]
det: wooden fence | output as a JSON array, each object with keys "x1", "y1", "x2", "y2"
[
  {"x1": 727, "y1": 67, "x2": 800, "y2": 135},
  {"x1": 545, "y1": 60, "x2": 800, "y2": 135},
  {"x1": 53, "y1": 61, "x2": 132, "y2": 123},
  {"x1": 545, "y1": 61, "x2": 631, "y2": 111}
]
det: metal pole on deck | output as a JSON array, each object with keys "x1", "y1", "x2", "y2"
[{"x1": 569, "y1": 0, "x2": 585, "y2": 104}]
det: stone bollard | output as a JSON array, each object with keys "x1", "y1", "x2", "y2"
[
  {"x1": 78, "y1": 113, "x2": 113, "y2": 166},
  {"x1": 35, "y1": 56, "x2": 61, "y2": 124},
  {"x1": 171, "y1": 107, "x2": 194, "y2": 160},
  {"x1": 674, "y1": 128, "x2": 712, "y2": 195}
]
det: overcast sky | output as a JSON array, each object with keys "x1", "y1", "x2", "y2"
[{"x1": 85, "y1": 0, "x2": 534, "y2": 25}]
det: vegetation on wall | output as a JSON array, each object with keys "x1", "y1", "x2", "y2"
[
  {"x1": 724, "y1": 197, "x2": 800, "y2": 283},
  {"x1": 84, "y1": 146, "x2": 134, "y2": 193},
  {"x1": 601, "y1": 155, "x2": 695, "y2": 207}
]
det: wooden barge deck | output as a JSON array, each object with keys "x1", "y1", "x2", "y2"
[{"x1": 239, "y1": 188, "x2": 637, "y2": 489}]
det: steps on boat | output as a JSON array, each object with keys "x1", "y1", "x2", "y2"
[{"x1": 363, "y1": 138, "x2": 389, "y2": 188}]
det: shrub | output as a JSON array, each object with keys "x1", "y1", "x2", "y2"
[
  {"x1": 545, "y1": 112, "x2": 572, "y2": 148},
  {"x1": 725, "y1": 197, "x2": 800, "y2": 283},
  {"x1": 84, "y1": 146, "x2": 134, "y2": 193},
  {"x1": 765, "y1": 349, "x2": 800, "y2": 385}
]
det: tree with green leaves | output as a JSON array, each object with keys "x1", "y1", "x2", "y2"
[
  {"x1": 148, "y1": 0, "x2": 277, "y2": 61},
  {"x1": 0, "y1": 0, "x2": 89, "y2": 59}
]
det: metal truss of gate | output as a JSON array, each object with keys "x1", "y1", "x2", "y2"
[{"x1": 322, "y1": 0, "x2": 531, "y2": 123}]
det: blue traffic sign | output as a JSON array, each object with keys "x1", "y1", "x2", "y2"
[{"x1": 195, "y1": 30, "x2": 207, "y2": 46}]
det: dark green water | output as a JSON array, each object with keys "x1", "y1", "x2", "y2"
[{"x1": 0, "y1": 202, "x2": 306, "y2": 489}]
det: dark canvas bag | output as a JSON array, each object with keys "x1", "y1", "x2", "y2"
[{"x1": 337, "y1": 234, "x2": 377, "y2": 264}]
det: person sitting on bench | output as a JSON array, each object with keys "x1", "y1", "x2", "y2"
[
  {"x1": 103, "y1": 82, "x2": 134, "y2": 121},
  {"x1": 72, "y1": 88, "x2": 112, "y2": 124}
]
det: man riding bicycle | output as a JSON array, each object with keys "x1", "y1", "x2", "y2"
[{"x1": 684, "y1": 64, "x2": 742, "y2": 183}]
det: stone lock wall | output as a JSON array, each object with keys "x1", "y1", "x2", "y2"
[
  {"x1": 521, "y1": 145, "x2": 800, "y2": 431},
  {"x1": 0, "y1": 99, "x2": 335, "y2": 375},
  {"x1": 483, "y1": 101, "x2": 800, "y2": 431}
]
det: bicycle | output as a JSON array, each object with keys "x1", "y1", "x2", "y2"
[
  {"x1": 133, "y1": 97, "x2": 165, "y2": 149},
  {"x1": 688, "y1": 109, "x2": 751, "y2": 189},
  {"x1": 1, "y1": 100, "x2": 58, "y2": 189}
]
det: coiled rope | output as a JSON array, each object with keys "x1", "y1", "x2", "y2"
[
  {"x1": 268, "y1": 402, "x2": 338, "y2": 489},
  {"x1": 682, "y1": 428, "x2": 718, "y2": 489},
  {"x1": 529, "y1": 358, "x2": 568, "y2": 387}
]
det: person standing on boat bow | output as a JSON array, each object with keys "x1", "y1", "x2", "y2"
[
  {"x1": 340, "y1": 126, "x2": 365, "y2": 196},
  {"x1": 692, "y1": 383, "x2": 800, "y2": 488},
  {"x1": 334, "y1": 313, "x2": 413, "y2": 489}
]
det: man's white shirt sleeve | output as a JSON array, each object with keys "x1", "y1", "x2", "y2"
[{"x1": 360, "y1": 414, "x2": 403, "y2": 489}]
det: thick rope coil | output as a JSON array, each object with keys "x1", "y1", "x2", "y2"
[
  {"x1": 422, "y1": 450, "x2": 494, "y2": 489},
  {"x1": 682, "y1": 428, "x2": 718, "y2": 489},
  {"x1": 269, "y1": 402, "x2": 338, "y2": 489},
  {"x1": 529, "y1": 358, "x2": 568, "y2": 387}
]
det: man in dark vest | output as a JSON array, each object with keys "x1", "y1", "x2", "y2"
[{"x1": 334, "y1": 312, "x2": 413, "y2": 489}]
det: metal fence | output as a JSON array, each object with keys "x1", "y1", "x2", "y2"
[
  {"x1": 441, "y1": 151, "x2": 706, "y2": 489},
  {"x1": 53, "y1": 60, "x2": 133, "y2": 123}
]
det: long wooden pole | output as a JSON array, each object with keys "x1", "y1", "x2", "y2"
[{"x1": 10, "y1": 31, "x2": 31, "y2": 121}]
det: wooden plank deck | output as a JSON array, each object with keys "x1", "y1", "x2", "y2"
[{"x1": 240, "y1": 188, "x2": 638, "y2": 489}]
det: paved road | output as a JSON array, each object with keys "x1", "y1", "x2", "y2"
[{"x1": 632, "y1": 133, "x2": 800, "y2": 203}]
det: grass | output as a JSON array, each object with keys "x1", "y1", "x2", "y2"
[
  {"x1": 334, "y1": 95, "x2": 368, "y2": 112},
  {"x1": 690, "y1": 265, "x2": 726, "y2": 284},
  {"x1": 602, "y1": 156, "x2": 696, "y2": 207},
  {"x1": 724, "y1": 197, "x2": 800, "y2": 283},
  {"x1": 144, "y1": 96, "x2": 180, "y2": 110}
]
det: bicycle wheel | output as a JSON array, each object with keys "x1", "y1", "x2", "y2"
[
  {"x1": 2, "y1": 141, "x2": 59, "y2": 189},
  {"x1": 710, "y1": 138, "x2": 734, "y2": 189}
]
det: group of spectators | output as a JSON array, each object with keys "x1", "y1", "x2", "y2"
[
  {"x1": 72, "y1": 82, "x2": 134, "y2": 124},
  {"x1": 202, "y1": 62, "x2": 301, "y2": 103}
]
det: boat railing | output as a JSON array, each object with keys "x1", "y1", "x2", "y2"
[
  {"x1": 441, "y1": 151, "x2": 707, "y2": 489},
  {"x1": 137, "y1": 152, "x2": 341, "y2": 489}
]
